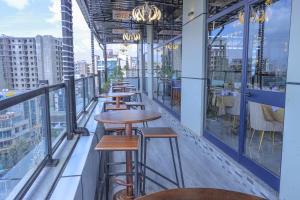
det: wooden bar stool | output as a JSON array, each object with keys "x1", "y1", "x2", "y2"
[
  {"x1": 130, "y1": 92, "x2": 142, "y2": 102},
  {"x1": 125, "y1": 102, "x2": 148, "y2": 127},
  {"x1": 125, "y1": 102, "x2": 146, "y2": 110},
  {"x1": 95, "y1": 135, "x2": 140, "y2": 200},
  {"x1": 140, "y1": 127, "x2": 184, "y2": 194},
  {"x1": 104, "y1": 123, "x2": 138, "y2": 135},
  {"x1": 104, "y1": 104, "x2": 128, "y2": 112}
]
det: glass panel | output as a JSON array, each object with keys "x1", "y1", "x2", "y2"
[
  {"x1": 88, "y1": 77, "x2": 94, "y2": 103},
  {"x1": 206, "y1": 9, "x2": 244, "y2": 150},
  {"x1": 142, "y1": 53, "x2": 148, "y2": 94},
  {"x1": 75, "y1": 79, "x2": 84, "y2": 115},
  {"x1": 208, "y1": 0, "x2": 241, "y2": 17},
  {"x1": 245, "y1": 101, "x2": 284, "y2": 175},
  {"x1": 0, "y1": 95, "x2": 47, "y2": 198},
  {"x1": 49, "y1": 88, "x2": 66, "y2": 147},
  {"x1": 247, "y1": 0, "x2": 292, "y2": 92},
  {"x1": 153, "y1": 38, "x2": 182, "y2": 116}
]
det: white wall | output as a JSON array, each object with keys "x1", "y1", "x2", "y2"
[
  {"x1": 279, "y1": 0, "x2": 300, "y2": 199},
  {"x1": 181, "y1": 0, "x2": 206, "y2": 135}
]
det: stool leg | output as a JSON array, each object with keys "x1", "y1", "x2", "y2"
[
  {"x1": 142, "y1": 138, "x2": 147, "y2": 194},
  {"x1": 134, "y1": 150, "x2": 139, "y2": 197},
  {"x1": 175, "y1": 137, "x2": 185, "y2": 188},
  {"x1": 105, "y1": 152, "x2": 109, "y2": 200},
  {"x1": 139, "y1": 93, "x2": 142, "y2": 102},
  {"x1": 169, "y1": 138, "x2": 179, "y2": 187},
  {"x1": 139, "y1": 134, "x2": 143, "y2": 193}
]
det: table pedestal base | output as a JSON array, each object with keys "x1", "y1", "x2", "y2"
[{"x1": 113, "y1": 189, "x2": 133, "y2": 200}]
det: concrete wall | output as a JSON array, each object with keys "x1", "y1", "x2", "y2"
[
  {"x1": 279, "y1": 0, "x2": 300, "y2": 199},
  {"x1": 181, "y1": 0, "x2": 206, "y2": 135}
]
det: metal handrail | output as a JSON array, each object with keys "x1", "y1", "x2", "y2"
[{"x1": 0, "y1": 75, "x2": 99, "y2": 199}]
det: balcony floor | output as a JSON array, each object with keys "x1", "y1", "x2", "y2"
[{"x1": 94, "y1": 96, "x2": 277, "y2": 200}]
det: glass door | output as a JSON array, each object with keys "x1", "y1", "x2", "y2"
[
  {"x1": 206, "y1": 0, "x2": 292, "y2": 190},
  {"x1": 242, "y1": 0, "x2": 291, "y2": 177},
  {"x1": 206, "y1": 8, "x2": 244, "y2": 151}
]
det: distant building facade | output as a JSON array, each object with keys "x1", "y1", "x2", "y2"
[{"x1": 0, "y1": 35, "x2": 63, "y2": 90}]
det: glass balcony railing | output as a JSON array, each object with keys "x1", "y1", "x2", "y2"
[{"x1": 0, "y1": 75, "x2": 100, "y2": 199}]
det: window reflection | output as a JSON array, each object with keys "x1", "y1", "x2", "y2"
[
  {"x1": 206, "y1": 9, "x2": 244, "y2": 150},
  {"x1": 247, "y1": 0, "x2": 291, "y2": 92},
  {"x1": 153, "y1": 38, "x2": 182, "y2": 116}
]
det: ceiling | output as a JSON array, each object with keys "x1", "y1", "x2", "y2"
[{"x1": 77, "y1": 0, "x2": 183, "y2": 45}]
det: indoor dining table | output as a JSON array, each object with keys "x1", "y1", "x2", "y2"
[{"x1": 94, "y1": 110, "x2": 161, "y2": 199}]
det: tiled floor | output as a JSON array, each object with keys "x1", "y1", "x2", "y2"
[{"x1": 93, "y1": 96, "x2": 278, "y2": 200}]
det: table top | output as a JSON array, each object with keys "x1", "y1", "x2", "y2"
[
  {"x1": 94, "y1": 110, "x2": 161, "y2": 124},
  {"x1": 99, "y1": 92, "x2": 135, "y2": 98},
  {"x1": 135, "y1": 188, "x2": 264, "y2": 200}
]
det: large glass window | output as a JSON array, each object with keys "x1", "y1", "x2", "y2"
[
  {"x1": 247, "y1": 0, "x2": 291, "y2": 92},
  {"x1": 244, "y1": 0, "x2": 291, "y2": 176},
  {"x1": 153, "y1": 37, "x2": 182, "y2": 116},
  {"x1": 206, "y1": 9, "x2": 244, "y2": 150},
  {"x1": 205, "y1": 0, "x2": 292, "y2": 188}
]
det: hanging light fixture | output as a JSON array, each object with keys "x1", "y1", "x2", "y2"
[
  {"x1": 123, "y1": 32, "x2": 141, "y2": 41},
  {"x1": 132, "y1": 2, "x2": 161, "y2": 23},
  {"x1": 165, "y1": 43, "x2": 179, "y2": 50},
  {"x1": 238, "y1": 0, "x2": 272, "y2": 24}
]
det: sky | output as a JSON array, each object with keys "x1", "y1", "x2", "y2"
[{"x1": 0, "y1": 0, "x2": 102, "y2": 62}]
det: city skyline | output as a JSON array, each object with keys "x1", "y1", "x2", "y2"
[{"x1": 0, "y1": 0, "x2": 102, "y2": 62}]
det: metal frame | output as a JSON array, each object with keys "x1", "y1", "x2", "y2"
[{"x1": 203, "y1": 0, "x2": 289, "y2": 191}]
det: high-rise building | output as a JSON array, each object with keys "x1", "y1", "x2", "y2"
[
  {"x1": 0, "y1": 35, "x2": 63, "y2": 90},
  {"x1": 36, "y1": 35, "x2": 63, "y2": 86},
  {"x1": 74, "y1": 60, "x2": 93, "y2": 78}
]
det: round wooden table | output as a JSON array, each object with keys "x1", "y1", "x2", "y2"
[
  {"x1": 94, "y1": 110, "x2": 161, "y2": 199},
  {"x1": 100, "y1": 92, "x2": 135, "y2": 108},
  {"x1": 135, "y1": 188, "x2": 264, "y2": 200}
]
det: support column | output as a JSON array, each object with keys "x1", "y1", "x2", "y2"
[
  {"x1": 61, "y1": 0, "x2": 75, "y2": 80},
  {"x1": 103, "y1": 43, "x2": 108, "y2": 82},
  {"x1": 89, "y1": 0, "x2": 95, "y2": 75},
  {"x1": 280, "y1": 1, "x2": 300, "y2": 199},
  {"x1": 181, "y1": 0, "x2": 206, "y2": 135},
  {"x1": 146, "y1": 25, "x2": 153, "y2": 99},
  {"x1": 61, "y1": 0, "x2": 76, "y2": 138}
]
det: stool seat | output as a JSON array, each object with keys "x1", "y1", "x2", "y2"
[
  {"x1": 105, "y1": 104, "x2": 128, "y2": 111},
  {"x1": 95, "y1": 135, "x2": 140, "y2": 151},
  {"x1": 125, "y1": 102, "x2": 145, "y2": 107},
  {"x1": 104, "y1": 123, "x2": 138, "y2": 131},
  {"x1": 104, "y1": 100, "x2": 124, "y2": 104},
  {"x1": 140, "y1": 127, "x2": 177, "y2": 138}
]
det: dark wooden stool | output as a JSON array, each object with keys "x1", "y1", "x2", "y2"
[
  {"x1": 125, "y1": 102, "x2": 145, "y2": 110},
  {"x1": 95, "y1": 135, "x2": 140, "y2": 200},
  {"x1": 140, "y1": 127, "x2": 184, "y2": 194},
  {"x1": 104, "y1": 104, "x2": 128, "y2": 112},
  {"x1": 104, "y1": 123, "x2": 138, "y2": 135},
  {"x1": 125, "y1": 102, "x2": 148, "y2": 127}
]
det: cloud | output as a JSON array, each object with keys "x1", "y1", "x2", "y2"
[
  {"x1": 1, "y1": 0, "x2": 29, "y2": 10},
  {"x1": 47, "y1": 0, "x2": 61, "y2": 23}
]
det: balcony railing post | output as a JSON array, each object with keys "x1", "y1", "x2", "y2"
[
  {"x1": 98, "y1": 70, "x2": 101, "y2": 94},
  {"x1": 65, "y1": 79, "x2": 74, "y2": 139},
  {"x1": 93, "y1": 75, "x2": 96, "y2": 99},
  {"x1": 83, "y1": 78, "x2": 87, "y2": 112},
  {"x1": 45, "y1": 87, "x2": 59, "y2": 166}
]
